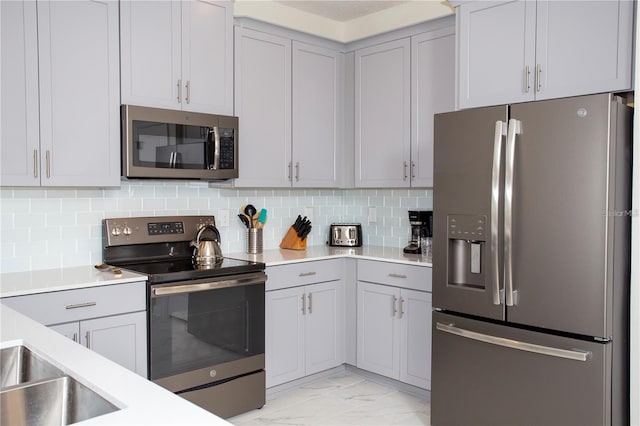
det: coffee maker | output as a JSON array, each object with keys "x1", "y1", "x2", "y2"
[{"x1": 403, "y1": 210, "x2": 433, "y2": 254}]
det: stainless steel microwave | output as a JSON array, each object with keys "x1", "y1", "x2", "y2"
[{"x1": 121, "y1": 105, "x2": 238, "y2": 180}]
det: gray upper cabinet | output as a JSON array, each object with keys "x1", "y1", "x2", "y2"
[
  {"x1": 457, "y1": 0, "x2": 634, "y2": 109},
  {"x1": 234, "y1": 26, "x2": 343, "y2": 188},
  {"x1": 120, "y1": 0, "x2": 233, "y2": 115},
  {"x1": 355, "y1": 28, "x2": 454, "y2": 188},
  {"x1": 411, "y1": 28, "x2": 455, "y2": 188},
  {"x1": 355, "y1": 38, "x2": 412, "y2": 188},
  {"x1": 1, "y1": 0, "x2": 120, "y2": 187}
]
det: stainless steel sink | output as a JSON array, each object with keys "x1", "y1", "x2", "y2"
[
  {"x1": 1, "y1": 345, "x2": 64, "y2": 388},
  {"x1": 1, "y1": 345, "x2": 120, "y2": 425}
]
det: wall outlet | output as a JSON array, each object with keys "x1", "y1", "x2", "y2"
[
  {"x1": 368, "y1": 207, "x2": 377, "y2": 223},
  {"x1": 304, "y1": 206, "x2": 314, "y2": 222},
  {"x1": 218, "y1": 209, "x2": 230, "y2": 227}
]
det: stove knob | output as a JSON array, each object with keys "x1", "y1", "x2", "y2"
[
  {"x1": 111, "y1": 226, "x2": 122, "y2": 236},
  {"x1": 123, "y1": 226, "x2": 132, "y2": 236}
]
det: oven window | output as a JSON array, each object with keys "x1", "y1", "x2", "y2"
[
  {"x1": 150, "y1": 283, "x2": 265, "y2": 380},
  {"x1": 132, "y1": 120, "x2": 214, "y2": 170}
]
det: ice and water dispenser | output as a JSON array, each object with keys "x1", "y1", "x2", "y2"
[{"x1": 447, "y1": 215, "x2": 487, "y2": 289}]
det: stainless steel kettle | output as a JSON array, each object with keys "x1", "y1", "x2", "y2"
[{"x1": 191, "y1": 224, "x2": 223, "y2": 266}]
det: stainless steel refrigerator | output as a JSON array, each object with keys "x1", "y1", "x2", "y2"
[{"x1": 431, "y1": 93, "x2": 631, "y2": 426}]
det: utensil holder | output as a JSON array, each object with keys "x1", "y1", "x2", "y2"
[{"x1": 247, "y1": 228, "x2": 263, "y2": 254}]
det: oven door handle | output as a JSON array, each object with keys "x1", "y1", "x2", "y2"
[{"x1": 151, "y1": 272, "x2": 266, "y2": 297}]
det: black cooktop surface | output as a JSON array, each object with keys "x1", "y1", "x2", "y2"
[{"x1": 119, "y1": 257, "x2": 265, "y2": 283}]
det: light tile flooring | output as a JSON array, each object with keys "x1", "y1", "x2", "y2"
[{"x1": 229, "y1": 370, "x2": 431, "y2": 425}]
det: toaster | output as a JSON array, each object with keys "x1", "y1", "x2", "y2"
[{"x1": 329, "y1": 223, "x2": 362, "y2": 247}]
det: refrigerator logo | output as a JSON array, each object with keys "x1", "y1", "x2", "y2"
[
  {"x1": 576, "y1": 108, "x2": 588, "y2": 118},
  {"x1": 605, "y1": 209, "x2": 638, "y2": 217}
]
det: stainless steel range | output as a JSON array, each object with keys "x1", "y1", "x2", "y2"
[{"x1": 102, "y1": 216, "x2": 266, "y2": 419}]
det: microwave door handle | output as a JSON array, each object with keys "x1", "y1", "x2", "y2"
[{"x1": 211, "y1": 126, "x2": 220, "y2": 170}]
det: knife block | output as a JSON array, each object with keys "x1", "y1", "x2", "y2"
[{"x1": 279, "y1": 226, "x2": 307, "y2": 250}]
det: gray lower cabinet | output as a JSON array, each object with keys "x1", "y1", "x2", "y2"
[
  {"x1": 356, "y1": 260, "x2": 432, "y2": 390},
  {"x1": 2, "y1": 282, "x2": 147, "y2": 377},
  {"x1": 265, "y1": 260, "x2": 345, "y2": 388}
]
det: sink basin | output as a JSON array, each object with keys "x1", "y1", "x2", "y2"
[
  {"x1": 1, "y1": 345, "x2": 64, "y2": 388},
  {"x1": 1, "y1": 376, "x2": 119, "y2": 425},
  {"x1": 1, "y1": 345, "x2": 120, "y2": 425}
]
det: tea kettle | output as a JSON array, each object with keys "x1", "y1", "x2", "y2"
[{"x1": 191, "y1": 224, "x2": 223, "y2": 266}]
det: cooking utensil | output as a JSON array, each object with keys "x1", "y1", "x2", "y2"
[
  {"x1": 258, "y1": 209, "x2": 267, "y2": 228},
  {"x1": 238, "y1": 214, "x2": 251, "y2": 228},
  {"x1": 244, "y1": 204, "x2": 257, "y2": 219},
  {"x1": 191, "y1": 225, "x2": 223, "y2": 266}
]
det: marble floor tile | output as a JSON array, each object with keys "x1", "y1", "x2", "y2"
[{"x1": 229, "y1": 371, "x2": 430, "y2": 426}]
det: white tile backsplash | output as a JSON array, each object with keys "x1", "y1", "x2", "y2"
[{"x1": 0, "y1": 182, "x2": 432, "y2": 273}]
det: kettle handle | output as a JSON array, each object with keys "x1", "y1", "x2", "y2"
[{"x1": 196, "y1": 224, "x2": 221, "y2": 244}]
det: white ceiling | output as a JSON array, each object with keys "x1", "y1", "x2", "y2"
[{"x1": 275, "y1": 1, "x2": 409, "y2": 22}]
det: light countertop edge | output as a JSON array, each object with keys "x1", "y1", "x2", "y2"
[
  {"x1": 226, "y1": 245, "x2": 433, "y2": 267},
  {"x1": 0, "y1": 305, "x2": 230, "y2": 425}
]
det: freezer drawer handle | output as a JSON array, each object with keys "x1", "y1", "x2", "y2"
[{"x1": 436, "y1": 322, "x2": 590, "y2": 362}]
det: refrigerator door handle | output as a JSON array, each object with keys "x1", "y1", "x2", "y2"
[
  {"x1": 436, "y1": 322, "x2": 590, "y2": 362},
  {"x1": 491, "y1": 121, "x2": 507, "y2": 305},
  {"x1": 504, "y1": 119, "x2": 521, "y2": 306}
]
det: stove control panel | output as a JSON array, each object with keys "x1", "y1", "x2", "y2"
[{"x1": 103, "y1": 216, "x2": 216, "y2": 247}]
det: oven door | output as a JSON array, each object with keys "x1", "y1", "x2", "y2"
[{"x1": 149, "y1": 271, "x2": 265, "y2": 392}]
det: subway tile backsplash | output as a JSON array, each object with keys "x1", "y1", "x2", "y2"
[{"x1": 0, "y1": 181, "x2": 432, "y2": 273}]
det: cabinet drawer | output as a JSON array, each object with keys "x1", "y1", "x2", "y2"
[
  {"x1": 2, "y1": 281, "x2": 147, "y2": 325},
  {"x1": 357, "y1": 260, "x2": 431, "y2": 292},
  {"x1": 266, "y1": 259, "x2": 342, "y2": 291}
]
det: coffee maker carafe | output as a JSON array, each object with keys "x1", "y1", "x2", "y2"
[{"x1": 403, "y1": 210, "x2": 433, "y2": 254}]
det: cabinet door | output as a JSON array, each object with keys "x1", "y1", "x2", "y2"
[
  {"x1": 292, "y1": 42, "x2": 341, "y2": 188},
  {"x1": 37, "y1": 0, "x2": 120, "y2": 187},
  {"x1": 234, "y1": 27, "x2": 292, "y2": 187},
  {"x1": 305, "y1": 280, "x2": 344, "y2": 375},
  {"x1": 534, "y1": 0, "x2": 633, "y2": 101},
  {"x1": 181, "y1": 0, "x2": 233, "y2": 115},
  {"x1": 0, "y1": 0, "x2": 40, "y2": 186},
  {"x1": 457, "y1": 0, "x2": 536, "y2": 109},
  {"x1": 399, "y1": 289, "x2": 431, "y2": 389},
  {"x1": 355, "y1": 38, "x2": 411, "y2": 187},
  {"x1": 265, "y1": 286, "x2": 305, "y2": 387},
  {"x1": 411, "y1": 28, "x2": 455, "y2": 188},
  {"x1": 50, "y1": 322, "x2": 80, "y2": 343},
  {"x1": 80, "y1": 312, "x2": 148, "y2": 377},
  {"x1": 356, "y1": 282, "x2": 400, "y2": 379},
  {"x1": 120, "y1": 0, "x2": 181, "y2": 109}
]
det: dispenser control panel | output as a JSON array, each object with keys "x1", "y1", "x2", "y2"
[{"x1": 447, "y1": 215, "x2": 486, "y2": 240}]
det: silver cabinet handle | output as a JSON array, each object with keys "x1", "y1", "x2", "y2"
[
  {"x1": 45, "y1": 150, "x2": 51, "y2": 178},
  {"x1": 403, "y1": 161, "x2": 408, "y2": 181},
  {"x1": 436, "y1": 322, "x2": 590, "y2": 362},
  {"x1": 504, "y1": 119, "x2": 521, "y2": 306},
  {"x1": 301, "y1": 293, "x2": 306, "y2": 315},
  {"x1": 490, "y1": 121, "x2": 506, "y2": 305},
  {"x1": 33, "y1": 150, "x2": 38, "y2": 178},
  {"x1": 536, "y1": 64, "x2": 542, "y2": 92},
  {"x1": 524, "y1": 65, "x2": 531, "y2": 93},
  {"x1": 185, "y1": 80, "x2": 191, "y2": 104},
  {"x1": 299, "y1": 271, "x2": 317, "y2": 277},
  {"x1": 411, "y1": 161, "x2": 416, "y2": 179},
  {"x1": 295, "y1": 162, "x2": 300, "y2": 182},
  {"x1": 72, "y1": 333, "x2": 78, "y2": 343},
  {"x1": 398, "y1": 297, "x2": 404, "y2": 319},
  {"x1": 65, "y1": 302, "x2": 97, "y2": 310},
  {"x1": 85, "y1": 331, "x2": 91, "y2": 349},
  {"x1": 288, "y1": 162, "x2": 292, "y2": 182},
  {"x1": 392, "y1": 295, "x2": 398, "y2": 316},
  {"x1": 308, "y1": 293, "x2": 312, "y2": 314},
  {"x1": 388, "y1": 273, "x2": 407, "y2": 279},
  {"x1": 177, "y1": 79, "x2": 182, "y2": 103}
]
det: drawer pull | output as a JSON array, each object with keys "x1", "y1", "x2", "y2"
[
  {"x1": 388, "y1": 273, "x2": 407, "y2": 279},
  {"x1": 65, "y1": 302, "x2": 97, "y2": 310},
  {"x1": 299, "y1": 272, "x2": 317, "y2": 277}
]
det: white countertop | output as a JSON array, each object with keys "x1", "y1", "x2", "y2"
[
  {"x1": 0, "y1": 305, "x2": 230, "y2": 425},
  {"x1": 0, "y1": 266, "x2": 148, "y2": 298},
  {"x1": 226, "y1": 244, "x2": 433, "y2": 267}
]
